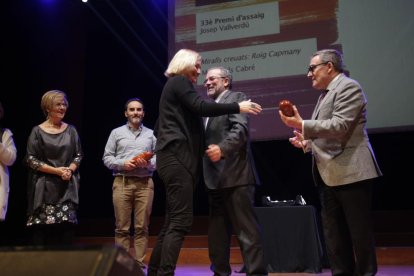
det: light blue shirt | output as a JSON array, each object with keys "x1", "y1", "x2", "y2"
[{"x1": 103, "y1": 123, "x2": 156, "y2": 177}]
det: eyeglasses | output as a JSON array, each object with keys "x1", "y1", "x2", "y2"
[
  {"x1": 203, "y1": 76, "x2": 226, "y2": 85},
  {"x1": 307, "y1": 62, "x2": 329, "y2": 73}
]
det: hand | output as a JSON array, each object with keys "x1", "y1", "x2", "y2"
[
  {"x1": 132, "y1": 157, "x2": 149, "y2": 168},
  {"x1": 60, "y1": 167, "x2": 72, "y2": 181},
  {"x1": 279, "y1": 105, "x2": 303, "y2": 129},
  {"x1": 239, "y1": 99, "x2": 262, "y2": 115},
  {"x1": 289, "y1": 129, "x2": 307, "y2": 152},
  {"x1": 124, "y1": 159, "x2": 138, "y2": 170},
  {"x1": 205, "y1": 144, "x2": 222, "y2": 162}
]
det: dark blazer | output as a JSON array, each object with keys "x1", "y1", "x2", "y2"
[
  {"x1": 304, "y1": 73, "x2": 382, "y2": 186},
  {"x1": 203, "y1": 90, "x2": 258, "y2": 189},
  {"x1": 154, "y1": 76, "x2": 239, "y2": 182}
]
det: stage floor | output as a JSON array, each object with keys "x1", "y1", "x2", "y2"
[{"x1": 164, "y1": 264, "x2": 414, "y2": 276}]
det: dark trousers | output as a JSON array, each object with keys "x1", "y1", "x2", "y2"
[
  {"x1": 148, "y1": 150, "x2": 193, "y2": 276},
  {"x1": 318, "y1": 174, "x2": 377, "y2": 276},
  {"x1": 208, "y1": 185, "x2": 267, "y2": 276},
  {"x1": 29, "y1": 222, "x2": 76, "y2": 246}
]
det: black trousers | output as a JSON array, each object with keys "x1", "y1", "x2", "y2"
[
  {"x1": 317, "y1": 172, "x2": 377, "y2": 276},
  {"x1": 29, "y1": 222, "x2": 76, "y2": 246},
  {"x1": 148, "y1": 150, "x2": 194, "y2": 276},
  {"x1": 208, "y1": 185, "x2": 267, "y2": 276}
]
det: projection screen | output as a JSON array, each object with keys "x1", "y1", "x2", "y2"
[{"x1": 168, "y1": 0, "x2": 414, "y2": 141}]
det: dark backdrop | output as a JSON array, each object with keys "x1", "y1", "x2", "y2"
[{"x1": 2, "y1": 0, "x2": 413, "y2": 244}]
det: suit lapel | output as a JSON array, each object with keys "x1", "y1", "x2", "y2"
[
  {"x1": 312, "y1": 93, "x2": 326, "y2": 119},
  {"x1": 207, "y1": 91, "x2": 230, "y2": 127},
  {"x1": 217, "y1": 90, "x2": 231, "y2": 103},
  {"x1": 206, "y1": 91, "x2": 231, "y2": 132},
  {"x1": 312, "y1": 74, "x2": 345, "y2": 119}
]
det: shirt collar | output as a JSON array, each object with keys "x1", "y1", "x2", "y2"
[{"x1": 127, "y1": 122, "x2": 142, "y2": 132}]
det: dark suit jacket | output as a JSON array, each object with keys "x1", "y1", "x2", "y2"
[
  {"x1": 154, "y1": 75, "x2": 240, "y2": 182},
  {"x1": 203, "y1": 90, "x2": 258, "y2": 190},
  {"x1": 304, "y1": 73, "x2": 382, "y2": 186}
]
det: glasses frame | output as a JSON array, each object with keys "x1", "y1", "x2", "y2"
[
  {"x1": 307, "y1": 62, "x2": 329, "y2": 73},
  {"x1": 203, "y1": 76, "x2": 226, "y2": 85}
]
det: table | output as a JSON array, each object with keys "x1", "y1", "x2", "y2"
[{"x1": 254, "y1": 205, "x2": 326, "y2": 273}]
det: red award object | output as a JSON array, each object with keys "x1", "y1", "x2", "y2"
[
  {"x1": 279, "y1": 100, "x2": 294, "y2": 117},
  {"x1": 133, "y1": 151, "x2": 154, "y2": 161}
]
